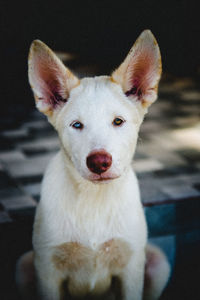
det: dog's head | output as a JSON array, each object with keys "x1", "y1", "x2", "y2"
[{"x1": 28, "y1": 30, "x2": 161, "y2": 183}]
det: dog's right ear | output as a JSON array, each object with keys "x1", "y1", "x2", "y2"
[
  {"x1": 111, "y1": 30, "x2": 162, "y2": 109},
  {"x1": 28, "y1": 40, "x2": 79, "y2": 116}
]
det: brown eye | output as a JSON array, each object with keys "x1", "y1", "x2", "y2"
[
  {"x1": 71, "y1": 121, "x2": 84, "y2": 130},
  {"x1": 113, "y1": 117, "x2": 125, "y2": 126}
]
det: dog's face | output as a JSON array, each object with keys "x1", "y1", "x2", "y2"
[
  {"x1": 56, "y1": 76, "x2": 142, "y2": 182},
  {"x1": 28, "y1": 30, "x2": 161, "y2": 183}
]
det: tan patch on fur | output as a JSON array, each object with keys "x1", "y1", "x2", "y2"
[
  {"x1": 53, "y1": 239, "x2": 132, "y2": 273},
  {"x1": 110, "y1": 76, "x2": 118, "y2": 84},
  {"x1": 153, "y1": 39, "x2": 158, "y2": 46},
  {"x1": 142, "y1": 100, "x2": 150, "y2": 108},
  {"x1": 66, "y1": 69, "x2": 80, "y2": 91},
  {"x1": 111, "y1": 65, "x2": 126, "y2": 90},
  {"x1": 98, "y1": 239, "x2": 132, "y2": 273},
  {"x1": 44, "y1": 109, "x2": 53, "y2": 117},
  {"x1": 153, "y1": 83, "x2": 159, "y2": 92},
  {"x1": 52, "y1": 239, "x2": 132, "y2": 297},
  {"x1": 52, "y1": 242, "x2": 94, "y2": 272}
]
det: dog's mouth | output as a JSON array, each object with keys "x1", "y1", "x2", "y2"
[{"x1": 88, "y1": 174, "x2": 120, "y2": 183}]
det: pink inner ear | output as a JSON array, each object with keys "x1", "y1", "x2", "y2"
[
  {"x1": 125, "y1": 79, "x2": 142, "y2": 97},
  {"x1": 125, "y1": 49, "x2": 158, "y2": 99},
  {"x1": 34, "y1": 55, "x2": 67, "y2": 109}
]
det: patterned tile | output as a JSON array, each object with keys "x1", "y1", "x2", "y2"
[
  {"x1": 0, "y1": 150, "x2": 26, "y2": 163},
  {"x1": 1, "y1": 128, "x2": 29, "y2": 140},
  {"x1": 133, "y1": 158, "x2": 164, "y2": 173},
  {"x1": 0, "y1": 195, "x2": 36, "y2": 215},
  {"x1": 5, "y1": 153, "x2": 54, "y2": 179},
  {"x1": 17, "y1": 136, "x2": 60, "y2": 153},
  {"x1": 22, "y1": 182, "x2": 41, "y2": 199}
]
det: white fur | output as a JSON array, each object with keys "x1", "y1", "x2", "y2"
[
  {"x1": 33, "y1": 76, "x2": 147, "y2": 299},
  {"x1": 25, "y1": 30, "x2": 168, "y2": 300}
]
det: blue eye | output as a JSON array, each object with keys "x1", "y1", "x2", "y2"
[{"x1": 71, "y1": 121, "x2": 84, "y2": 130}]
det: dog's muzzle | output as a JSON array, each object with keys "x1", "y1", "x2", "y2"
[{"x1": 86, "y1": 150, "x2": 112, "y2": 175}]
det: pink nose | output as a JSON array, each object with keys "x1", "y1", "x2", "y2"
[{"x1": 86, "y1": 150, "x2": 112, "y2": 174}]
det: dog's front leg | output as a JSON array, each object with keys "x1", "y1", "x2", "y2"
[
  {"x1": 120, "y1": 251, "x2": 145, "y2": 300},
  {"x1": 37, "y1": 277, "x2": 60, "y2": 300},
  {"x1": 35, "y1": 256, "x2": 63, "y2": 300}
]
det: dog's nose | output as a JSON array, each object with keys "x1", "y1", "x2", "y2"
[{"x1": 86, "y1": 150, "x2": 112, "y2": 174}]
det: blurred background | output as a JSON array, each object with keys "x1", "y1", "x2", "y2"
[
  {"x1": 1, "y1": 0, "x2": 200, "y2": 120},
  {"x1": 0, "y1": 0, "x2": 200, "y2": 299}
]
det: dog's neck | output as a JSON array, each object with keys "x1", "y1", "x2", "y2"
[{"x1": 55, "y1": 148, "x2": 141, "y2": 237}]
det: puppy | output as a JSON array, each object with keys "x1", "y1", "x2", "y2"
[{"x1": 16, "y1": 30, "x2": 170, "y2": 300}]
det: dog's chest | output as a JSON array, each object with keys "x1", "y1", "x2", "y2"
[
  {"x1": 52, "y1": 238, "x2": 132, "y2": 272},
  {"x1": 52, "y1": 238, "x2": 132, "y2": 296}
]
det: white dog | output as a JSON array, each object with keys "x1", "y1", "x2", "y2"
[{"x1": 16, "y1": 30, "x2": 170, "y2": 300}]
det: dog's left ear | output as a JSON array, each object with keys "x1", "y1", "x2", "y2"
[
  {"x1": 28, "y1": 40, "x2": 79, "y2": 116},
  {"x1": 111, "y1": 30, "x2": 162, "y2": 108}
]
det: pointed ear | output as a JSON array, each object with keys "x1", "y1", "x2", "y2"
[
  {"x1": 111, "y1": 30, "x2": 162, "y2": 108},
  {"x1": 28, "y1": 40, "x2": 80, "y2": 116}
]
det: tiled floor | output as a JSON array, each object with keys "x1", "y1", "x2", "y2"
[{"x1": 0, "y1": 74, "x2": 200, "y2": 299}]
